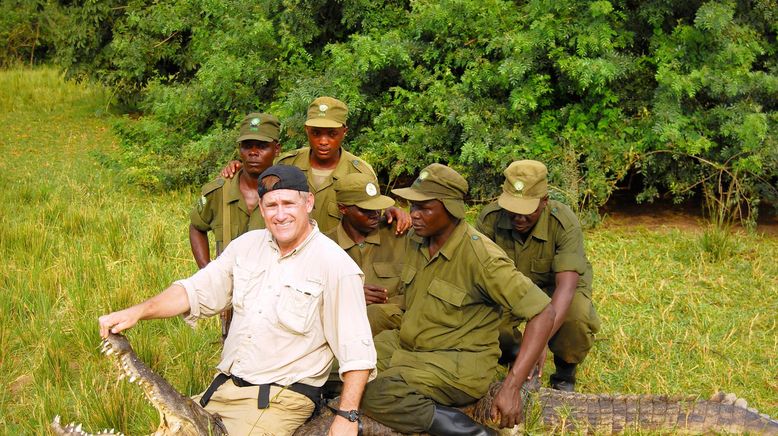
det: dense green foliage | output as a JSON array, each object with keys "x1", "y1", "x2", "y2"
[{"x1": 3, "y1": 0, "x2": 776, "y2": 222}]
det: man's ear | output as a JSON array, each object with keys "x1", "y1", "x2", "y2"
[
  {"x1": 305, "y1": 192, "x2": 315, "y2": 213},
  {"x1": 273, "y1": 141, "x2": 281, "y2": 156},
  {"x1": 337, "y1": 203, "x2": 348, "y2": 215}
]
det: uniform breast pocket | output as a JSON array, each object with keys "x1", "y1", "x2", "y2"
[
  {"x1": 276, "y1": 279, "x2": 324, "y2": 335},
  {"x1": 373, "y1": 262, "x2": 401, "y2": 279},
  {"x1": 425, "y1": 278, "x2": 467, "y2": 328},
  {"x1": 232, "y1": 265, "x2": 264, "y2": 310},
  {"x1": 530, "y1": 258, "x2": 552, "y2": 274}
]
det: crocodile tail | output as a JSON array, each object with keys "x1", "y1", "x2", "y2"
[{"x1": 537, "y1": 389, "x2": 778, "y2": 435}]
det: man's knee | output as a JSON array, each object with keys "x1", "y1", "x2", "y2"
[
  {"x1": 367, "y1": 304, "x2": 403, "y2": 336},
  {"x1": 362, "y1": 373, "x2": 435, "y2": 433}
]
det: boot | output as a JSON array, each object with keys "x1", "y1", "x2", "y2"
[
  {"x1": 427, "y1": 405, "x2": 497, "y2": 436},
  {"x1": 549, "y1": 355, "x2": 577, "y2": 392}
]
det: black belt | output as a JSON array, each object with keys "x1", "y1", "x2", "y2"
[{"x1": 199, "y1": 373, "x2": 322, "y2": 411}]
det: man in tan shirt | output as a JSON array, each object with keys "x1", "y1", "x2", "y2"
[{"x1": 99, "y1": 165, "x2": 376, "y2": 436}]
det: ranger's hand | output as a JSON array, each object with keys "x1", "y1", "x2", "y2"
[
  {"x1": 363, "y1": 284, "x2": 388, "y2": 305},
  {"x1": 490, "y1": 376, "x2": 524, "y2": 429},
  {"x1": 532, "y1": 345, "x2": 548, "y2": 379},
  {"x1": 384, "y1": 206, "x2": 411, "y2": 235},
  {"x1": 220, "y1": 160, "x2": 242, "y2": 179}
]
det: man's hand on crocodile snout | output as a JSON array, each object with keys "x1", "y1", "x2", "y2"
[
  {"x1": 98, "y1": 309, "x2": 140, "y2": 338},
  {"x1": 490, "y1": 378, "x2": 524, "y2": 428}
]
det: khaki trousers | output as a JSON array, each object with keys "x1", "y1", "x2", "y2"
[{"x1": 192, "y1": 379, "x2": 314, "y2": 436}]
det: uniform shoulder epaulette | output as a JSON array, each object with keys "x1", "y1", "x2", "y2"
[
  {"x1": 277, "y1": 148, "x2": 304, "y2": 163},
  {"x1": 466, "y1": 226, "x2": 503, "y2": 264},
  {"x1": 201, "y1": 178, "x2": 225, "y2": 196},
  {"x1": 548, "y1": 200, "x2": 579, "y2": 230},
  {"x1": 351, "y1": 157, "x2": 374, "y2": 174}
]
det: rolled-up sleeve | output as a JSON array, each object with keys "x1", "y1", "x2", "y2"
[
  {"x1": 323, "y1": 271, "x2": 377, "y2": 381},
  {"x1": 176, "y1": 246, "x2": 235, "y2": 326},
  {"x1": 552, "y1": 226, "x2": 587, "y2": 275},
  {"x1": 481, "y1": 255, "x2": 550, "y2": 322}
]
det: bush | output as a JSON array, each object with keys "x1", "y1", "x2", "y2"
[{"x1": 28, "y1": 0, "x2": 778, "y2": 221}]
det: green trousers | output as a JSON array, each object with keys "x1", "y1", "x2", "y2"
[
  {"x1": 361, "y1": 330, "x2": 478, "y2": 433},
  {"x1": 501, "y1": 291, "x2": 600, "y2": 364}
]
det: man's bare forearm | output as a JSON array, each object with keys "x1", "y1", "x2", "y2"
[
  {"x1": 189, "y1": 224, "x2": 211, "y2": 268},
  {"x1": 98, "y1": 284, "x2": 191, "y2": 337},
  {"x1": 506, "y1": 305, "x2": 555, "y2": 384}
]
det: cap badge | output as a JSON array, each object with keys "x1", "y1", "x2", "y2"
[
  {"x1": 365, "y1": 182, "x2": 378, "y2": 196},
  {"x1": 514, "y1": 180, "x2": 524, "y2": 192},
  {"x1": 250, "y1": 117, "x2": 260, "y2": 126},
  {"x1": 414, "y1": 170, "x2": 429, "y2": 186},
  {"x1": 319, "y1": 104, "x2": 328, "y2": 112}
]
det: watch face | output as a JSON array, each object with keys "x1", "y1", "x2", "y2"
[{"x1": 347, "y1": 410, "x2": 359, "y2": 422}]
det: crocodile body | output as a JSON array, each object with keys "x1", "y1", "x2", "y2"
[
  {"x1": 52, "y1": 334, "x2": 777, "y2": 435},
  {"x1": 293, "y1": 380, "x2": 778, "y2": 435}
]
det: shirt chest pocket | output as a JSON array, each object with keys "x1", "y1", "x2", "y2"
[
  {"x1": 276, "y1": 278, "x2": 324, "y2": 335},
  {"x1": 232, "y1": 265, "x2": 265, "y2": 311},
  {"x1": 425, "y1": 278, "x2": 467, "y2": 328}
]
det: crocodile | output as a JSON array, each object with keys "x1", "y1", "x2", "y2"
[
  {"x1": 51, "y1": 333, "x2": 227, "y2": 436},
  {"x1": 295, "y1": 380, "x2": 778, "y2": 435},
  {"x1": 52, "y1": 333, "x2": 778, "y2": 435}
]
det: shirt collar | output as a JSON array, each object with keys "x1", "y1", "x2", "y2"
[
  {"x1": 225, "y1": 169, "x2": 249, "y2": 213},
  {"x1": 334, "y1": 223, "x2": 381, "y2": 250},
  {"x1": 419, "y1": 220, "x2": 468, "y2": 261},
  {"x1": 499, "y1": 206, "x2": 549, "y2": 242}
]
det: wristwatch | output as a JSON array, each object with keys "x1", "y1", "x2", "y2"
[{"x1": 331, "y1": 407, "x2": 361, "y2": 422}]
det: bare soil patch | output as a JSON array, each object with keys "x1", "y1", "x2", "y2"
[{"x1": 598, "y1": 197, "x2": 778, "y2": 236}]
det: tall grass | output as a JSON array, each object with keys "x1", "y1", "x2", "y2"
[
  {"x1": 0, "y1": 68, "x2": 775, "y2": 435},
  {"x1": 0, "y1": 68, "x2": 221, "y2": 435}
]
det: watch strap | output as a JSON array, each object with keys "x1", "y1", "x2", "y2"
[{"x1": 327, "y1": 404, "x2": 361, "y2": 422}]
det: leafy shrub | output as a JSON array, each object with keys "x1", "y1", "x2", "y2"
[{"x1": 22, "y1": 0, "x2": 777, "y2": 221}]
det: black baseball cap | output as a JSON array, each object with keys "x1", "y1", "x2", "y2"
[{"x1": 258, "y1": 165, "x2": 310, "y2": 198}]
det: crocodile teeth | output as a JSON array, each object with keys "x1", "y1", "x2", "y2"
[{"x1": 129, "y1": 375, "x2": 137, "y2": 383}]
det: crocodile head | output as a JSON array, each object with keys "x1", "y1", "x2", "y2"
[{"x1": 51, "y1": 333, "x2": 227, "y2": 436}]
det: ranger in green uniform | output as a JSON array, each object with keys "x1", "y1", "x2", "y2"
[
  {"x1": 221, "y1": 96, "x2": 410, "y2": 234},
  {"x1": 476, "y1": 160, "x2": 601, "y2": 392},
  {"x1": 189, "y1": 113, "x2": 280, "y2": 340},
  {"x1": 276, "y1": 96, "x2": 378, "y2": 231},
  {"x1": 361, "y1": 164, "x2": 555, "y2": 435},
  {"x1": 324, "y1": 173, "x2": 407, "y2": 335}
]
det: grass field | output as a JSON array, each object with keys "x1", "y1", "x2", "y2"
[{"x1": 0, "y1": 68, "x2": 776, "y2": 435}]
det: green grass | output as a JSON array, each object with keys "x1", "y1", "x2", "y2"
[{"x1": 1, "y1": 67, "x2": 776, "y2": 435}]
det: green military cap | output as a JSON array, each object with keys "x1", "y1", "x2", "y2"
[
  {"x1": 304, "y1": 96, "x2": 348, "y2": 128},
  {"x1": 237, "y1": 112, "x2": 280, "y2": 143},
  {"x1": 334, "y1": 173, "x2": 395, "y2": 210},
  {"x1": 392, "y1": 163, "x2": 468, "y2": 219},
  {"x1": 498, "y1": 160, "x2": 548, "y2": 215}
]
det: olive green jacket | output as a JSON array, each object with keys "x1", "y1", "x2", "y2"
[
  {"x1": 277, "y1": 147, "x2": 375, "y2": 232},
  {"x1": 476, "y1": 199, "x2": 592, "y2": 298},
  {"x1": 190, "y1": 169, "x2": 265, "y2": 254},
  {"x1": 324, "y1": 221, "x2": 406, "y2": 303},
  {"x1": 396, "y1": 221, "x2": 550, "y2": 398}
]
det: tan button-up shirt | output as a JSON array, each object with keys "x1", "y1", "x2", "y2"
[{"x1": 176, "y1": 224, "x2": 377, "y2": 387}]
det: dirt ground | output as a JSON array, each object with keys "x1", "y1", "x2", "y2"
[{"x1": 598, "y1": 197, "x2": 778, "y2": 236}]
